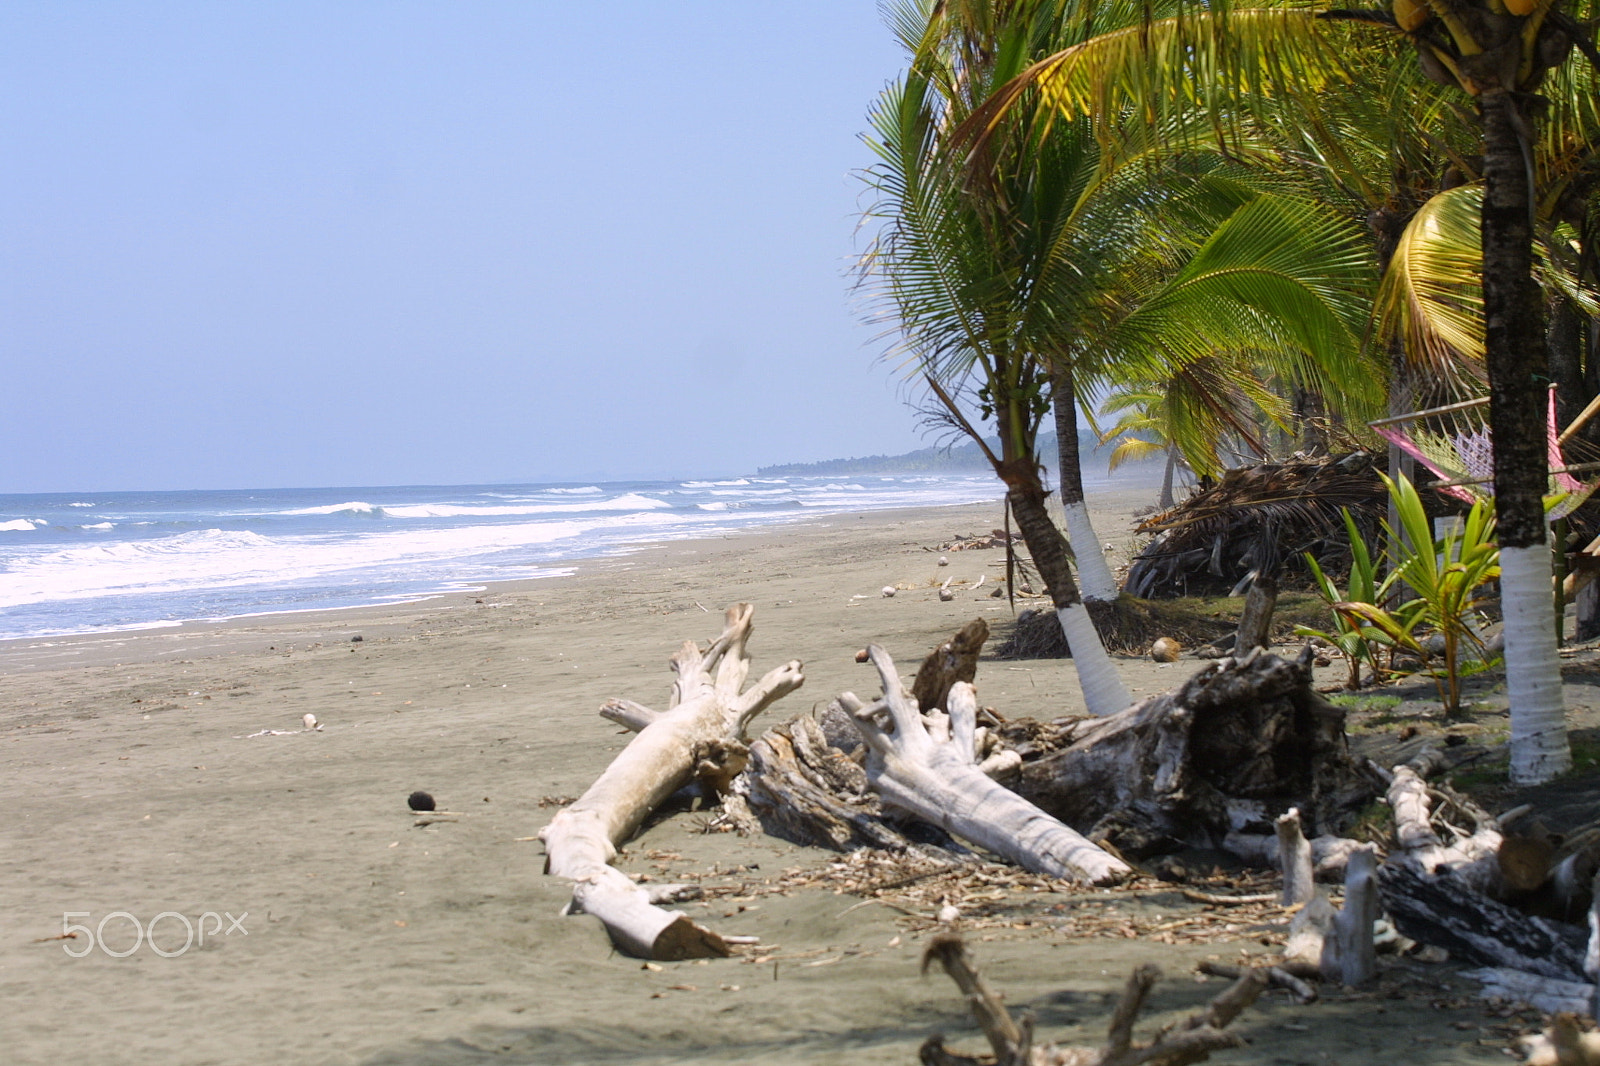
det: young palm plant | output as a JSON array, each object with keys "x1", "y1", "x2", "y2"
[{"x1": 1331, "y1": 475, "x2": 1501, "y2": 715}]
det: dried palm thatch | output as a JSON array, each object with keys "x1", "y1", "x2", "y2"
[{"x1": 1124, "y1": 453, "x2": 1388, "y2": 600}]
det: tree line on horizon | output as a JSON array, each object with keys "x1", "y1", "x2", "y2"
[
  {"x1": 755, "y1": 430, "x2": 1132, "y2": 477},
  {"x1": 857, "y1": 0, "x2": 1600, "y2": 784}
]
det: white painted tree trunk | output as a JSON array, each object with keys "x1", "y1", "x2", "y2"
[
  {"x1": 841, "y1": 646, "x2": 1131, "y2": 885},
  {"x1": 1055, "y1": 603, "x2": 1132, "y2": 716},
  {"x1": 1061, "y1": 499, "x2": 1120, "y2": 604},
  {"x1": 540, "y1": 604, "x2": 804, "y2": 959},
  {"x1": 1500, "y1": 544, "x2": 1571, "y2": 784}
]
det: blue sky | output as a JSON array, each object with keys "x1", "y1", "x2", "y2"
[{"x1": 0, "y1": 3, "x2": 929, "y2": 492}]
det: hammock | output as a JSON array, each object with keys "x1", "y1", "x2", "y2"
[{"x1": 1369, "y1": 386, "x2": 1599, "y2": 522}]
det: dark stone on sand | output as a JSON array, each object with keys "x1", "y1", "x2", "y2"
[
  {"x1": 408, "y1": 791, "x2": 436, "y2": 812},
  {"x1": 351, "y1": 635, "x2": 363, "y2": 642}
]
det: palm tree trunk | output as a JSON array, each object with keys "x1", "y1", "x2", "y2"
[
  {"x1": 1481, "y1": 87, "x2": 1570, "y2": 785},
  {"x1": 1049, "y1": 362, "x2": 1121, "y2": 605},
  {"x1": 1003, "y1": 460, "x2": 1132, "y2": 716},
  {"x1": 1159, "y1": 448, "x2": 1177, "y2": 510}
]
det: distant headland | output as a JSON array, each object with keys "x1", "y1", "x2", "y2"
[{"x1": 757, "y1": 432, "x2": 1115, "y2": 477}]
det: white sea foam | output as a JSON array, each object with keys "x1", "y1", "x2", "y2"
[
  {"x1": 278, "y1": 501, "x2": 384, "y2": 516},
  {"x1": 0, "y1": 511, "x2": 698, "y2": 613},
  {"x1": 67, "y1": 502, "x2": 96, "y2": 508},
  {"x1": 382, "y1": 493, "x2": 671, "y2": 518},
  {"x1": 0, "y1": 472, "x2": 1008, "y2": 639}
]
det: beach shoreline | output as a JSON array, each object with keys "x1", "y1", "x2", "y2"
[{"x1": 1, "y1": 487, "x2": 1518, "y2": 1065}]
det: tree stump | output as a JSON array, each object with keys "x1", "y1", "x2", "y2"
[{"x1": 1015, "y1": 648, "x2": 1371, "y2": 858}]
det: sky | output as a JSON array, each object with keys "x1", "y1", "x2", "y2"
[{"x1": 0, "y1": 2, "x2": 931, "y2": 493}]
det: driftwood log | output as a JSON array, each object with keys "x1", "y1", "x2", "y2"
[
  {"x1": 838, "y1": 645, "x2": 1131, "y2": 884},
  {"x1": 731, "y1": 709, "x2": 964, "y2": 855},
  {"x1": 1222, "y1": 831, "x2": 1365, "y2": 882},
  {"x1": 920, "y1": 930, "x2": 1267, "y2": 1066},
  {"x1": 1014, "y1": 647, "x2": 1372, "y2": 859},
  {"x1": 1370, "y1": 748, "x2": 1600, "y2": 999},
  {"x1": 539, "y1": 604, "x2": 803, "y2": 959},
  {"x1": 1378, "y1": 863, "x2": 1590, "y2": 981}
]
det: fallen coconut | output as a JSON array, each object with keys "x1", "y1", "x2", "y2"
[{"x1": 1150, "y1": 637, "x2": 1182, "y2": 663}]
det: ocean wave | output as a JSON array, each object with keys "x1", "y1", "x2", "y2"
[
  {"x1": 681, "y1": 478, "x2": 750, "y2": 488},
  {"x1": 79, "y1": 522, "x2": 114, "y2": 531},
  {"x1": 383, "y1": 493, "x2": 671, "y2": 518},
  {"x1": 0, "y1": 519, "x2": 44, "y2": 532},
  {"x1": 278, "y1": 501, "x2": 385, "y2": 516},
  {"x1": 543, "y1": 485, "x2": 603, "y2": 495},
  {"x1": 68, "y1": 502, "x2": 96, "y2": 508}
]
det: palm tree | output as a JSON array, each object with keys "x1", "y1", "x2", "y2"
[
  {"x1": 862, "y1": 0, "x2": 1135, "y2": 715},
  {"x1": 862, "y1": 1, "x2": 1376, "y2": 713},
  {"x1": 977, "y1": 0, "x2": 1587, "y2": 781}
]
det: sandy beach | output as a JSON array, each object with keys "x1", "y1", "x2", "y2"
[{"x1": 0, "y1": 490, "x2": 1547, "y2": 1064}]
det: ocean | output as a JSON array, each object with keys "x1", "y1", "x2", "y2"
[{"x1": 0, "y1": 473, "x2": 1013, "y2": 641}]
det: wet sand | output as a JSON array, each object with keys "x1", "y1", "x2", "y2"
[{"x1": 0, "y1": 491, "x2": 1522, "y2": 1064}]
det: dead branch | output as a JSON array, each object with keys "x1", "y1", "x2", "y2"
[
  {"x1": 919, "y1": 929, "x2": 1267, "y2": 1066},
  {"x1": 539, "y1": 604, "x2": 803, "y2": 959}
]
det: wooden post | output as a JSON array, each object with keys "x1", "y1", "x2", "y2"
[
  {"x1": 1277, "y1": 808, "x2": 1315, "y2": 907},
  {"x1": 1333, "y1": 845, "x2": 1378, "y2": 987},
  {"x1": 1233, "y1": 571, "x2": 1279, "y2": 654}
]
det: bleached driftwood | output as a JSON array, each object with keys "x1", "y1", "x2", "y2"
[
  {"x1": 1276, "y1": 808, "x2": 1315, "y2": 906},
  {"x1": 1461, "y1": 968, "x2": 1597, "y2": 1015},
  {"x1": 920, "y1": 930, "x2": 1267, "y2": 1066},
  {"x1": 1280, "y1": 844, "x2": 1377, "y2": 986},
  {"x1": 733, "y1": 711, "x2": 963, "y2": 856},
  {"x1": 1330, "y1": 845, "x2": 1378, "y2": 986},
  {"x1": 1221, "y1": 831, "x2": 1365, "y2": 881},
  {"x1": 1284, "y1": 896, "x2": 1336, "y2": 976},
  {"x1": 1197, "y1": 960, "x2": 1317, "y2": 1004},
  {"x1": 840, "y1": 645, "x2": 1131, "y2": 885},
  {"x1": 1520, "y1": 1014, "x2": 1600, "y2": 1066},
  {"x1": 539, "y1": 604, "x2": 803, "y2": 959},
  {"x1": 1386, "y1": 764, "x2": 1502, "y2": 892},
  {"x1": 598, "y1": 698, "x2": 659, "y2": 733}
]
